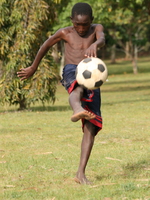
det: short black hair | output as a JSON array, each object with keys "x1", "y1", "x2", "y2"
[{"x1": 71, "y1": 2, "x2": 93, "y2": 19}]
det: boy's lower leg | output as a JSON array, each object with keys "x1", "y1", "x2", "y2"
[
  {"x1": 75, "y1": 121, "x2": 96, "y2": 184},
  {"x1": 69, "y1": 86, "x2": 95, "y2": 122}
]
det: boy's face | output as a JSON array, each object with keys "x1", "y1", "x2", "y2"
[{"x1": 71, "y1": 14, "x2": 93, "y2": 37}]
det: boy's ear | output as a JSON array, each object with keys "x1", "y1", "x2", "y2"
[
  {"x1": 70, "y1": 16, "x2": 73, "y2": 21},
  {"x1": 91, "y1": 16, "x2": 94, "y2": 21}
]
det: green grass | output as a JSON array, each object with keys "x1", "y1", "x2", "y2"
[{"x1": 0, "y1": 57, "x2": 150, "y2": 200}]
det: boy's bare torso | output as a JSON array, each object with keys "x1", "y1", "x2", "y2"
[{"x1": 62, "y1": 25, "x2": 97, "y2": 65}]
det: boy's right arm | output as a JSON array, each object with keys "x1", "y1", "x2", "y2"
[{"x1": 17, "y1": 29, "x2": 64, "y2": 81}]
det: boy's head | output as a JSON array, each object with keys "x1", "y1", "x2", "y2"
[
  {"x1": 71, "y1": 3, "x2": 94, "y2": 37},
  {"x1": 71, "y1": 2, "x2": 93, "y2": 20}
]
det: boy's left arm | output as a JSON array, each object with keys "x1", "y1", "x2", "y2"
[{"x1": 85, "y1": 24, "x2": 105, "y2": 58}]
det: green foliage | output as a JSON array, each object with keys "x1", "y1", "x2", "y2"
[
  {"x1": 0, "y1": 0, "x2": 61, "y2": 109},
  {"x1": 93, "y1": 0, "x2": 150, "y2": 73},
  {"x1": 0, "y1": 57, "x2": 59, "y2": 109}
]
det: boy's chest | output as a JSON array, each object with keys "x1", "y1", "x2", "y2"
[{"x1": 65, "y1": 32, "x2": 96, "y2": 50}]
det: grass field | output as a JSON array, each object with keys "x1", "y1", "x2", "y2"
[{"x1": 0, "y1": 57, "x2": 150, "y2": 200}]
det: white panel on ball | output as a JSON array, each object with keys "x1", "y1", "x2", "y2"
[{"x1": 76, "y1": 57, "x2": 108, "y2": 90}]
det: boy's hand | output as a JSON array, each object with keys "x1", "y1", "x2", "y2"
[
  {"x1": 84, "y1": 43, "x2": 97, "y2": 58},
  {"x1": 17, "y1": 66, "x2": 35, "y2": 81}
]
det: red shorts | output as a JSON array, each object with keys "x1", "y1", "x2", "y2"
[{"x1": 61, "y1": 64, "x2": 102, "y2": 134}]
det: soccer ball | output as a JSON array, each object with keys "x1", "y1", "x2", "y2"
[{"x1": 76, "y1": 57, "x2": 108, "y2": 90}]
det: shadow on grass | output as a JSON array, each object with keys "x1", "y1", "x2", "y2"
[
  {"x1": 103, "y1": 85, "x2": 150, "y2": 93},
  {"x1": 29, "y1": 105, "x2": 71, "y2": 112},
  {"x1": 122, "y1": 159, "x2": 150, "y2": 174},
  {"x1": 105, "y1": 78, "x2": 150, "y2": 86},
  {"x1": 121, "y1": 159, "x2": 150, "y2": 179},
  {"x1": 103, "y1": 78, "x2": 150, "y2": 92},
  {"x1": 102, "y1": 97, "x2": 150, "y2": 106},
  {"x1": 0, "y1": 105, "x2": 71, "y2": 113},
  {"x1": 108, "y1": 68, "x2": 150, "y2": 75},
  {"x1": 96, "y1": 158, "x2": 150, "y2": 181}
]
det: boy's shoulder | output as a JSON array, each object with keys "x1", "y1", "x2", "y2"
[
  {"x1": 91, "y1": 24, "x2": 103, "y2": 28},
  {"x1": 91, "y1": 24, "x2": 104, "y2": 32},
  {"x1": 54, "y1": 26, "x2": 74, "y2": 39},
  {"x1": 57, "y1": 26, "x2": 76, "y2": 39},
  {"x1": 59, "y1": 26, "x2": 74, "y2": 34}
]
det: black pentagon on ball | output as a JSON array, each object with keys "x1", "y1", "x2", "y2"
[
  {"x1": 95, "y1": 80, "x2": 103, "y2": 87},
  {"x1": 98, "y1": 64, "x2": 105, "y2": 72},
  {"x1": 83, "y1": 58, "x2": 92, "y2": 63},
  {"x1": 82, "y1": 70, "x2": 92, "y2": 79}
]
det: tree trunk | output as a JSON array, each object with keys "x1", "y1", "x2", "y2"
[
  {"x1": 0, "y1": 61, "x2": 3, "y2": 78},
  {"x1": 110, "y1": 44, "x2": 116, "y2": 64},
  {"x1": 132, "y1": 44, "x2": 138, "y2": 74},
  {"x1": 132, "y1": 58, "x2": 138, "y2": 74},
  {"x1": 125, "y1": 41, "x2": 131, "y2": 60},
  {"x1": 19, "y1": 98, "x2": 27, "y2": 110}
]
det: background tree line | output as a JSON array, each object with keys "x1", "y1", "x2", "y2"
[{"x1": 0, "y1": 0, "x2": 150, "y2": 110}]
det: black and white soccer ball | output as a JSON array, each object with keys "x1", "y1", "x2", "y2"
[{"x1": 76, "y1": 57, "x2": 108, "y2": 90}]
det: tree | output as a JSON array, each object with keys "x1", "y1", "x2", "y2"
[
  {"x1": 93, "y1": 0, "x2": 150, "y2": 73},
  {"x1": 0, "y1": 0, "x2": 60, "y2": 110},
  {"x1": 55, "y1": 0, "x2": 150, "y2": 74}
]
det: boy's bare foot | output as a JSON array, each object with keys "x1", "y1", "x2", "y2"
[
  {"x1": 74, "y1": 173, "x2": 92, "y2": 185},
  {"x1": 71, "y1": 109, "x2": 96, "y2": 122}
]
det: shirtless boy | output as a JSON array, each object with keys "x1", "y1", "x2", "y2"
[{"x1": 17, "y1": 2, "x2": 105, "y2": 184}]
